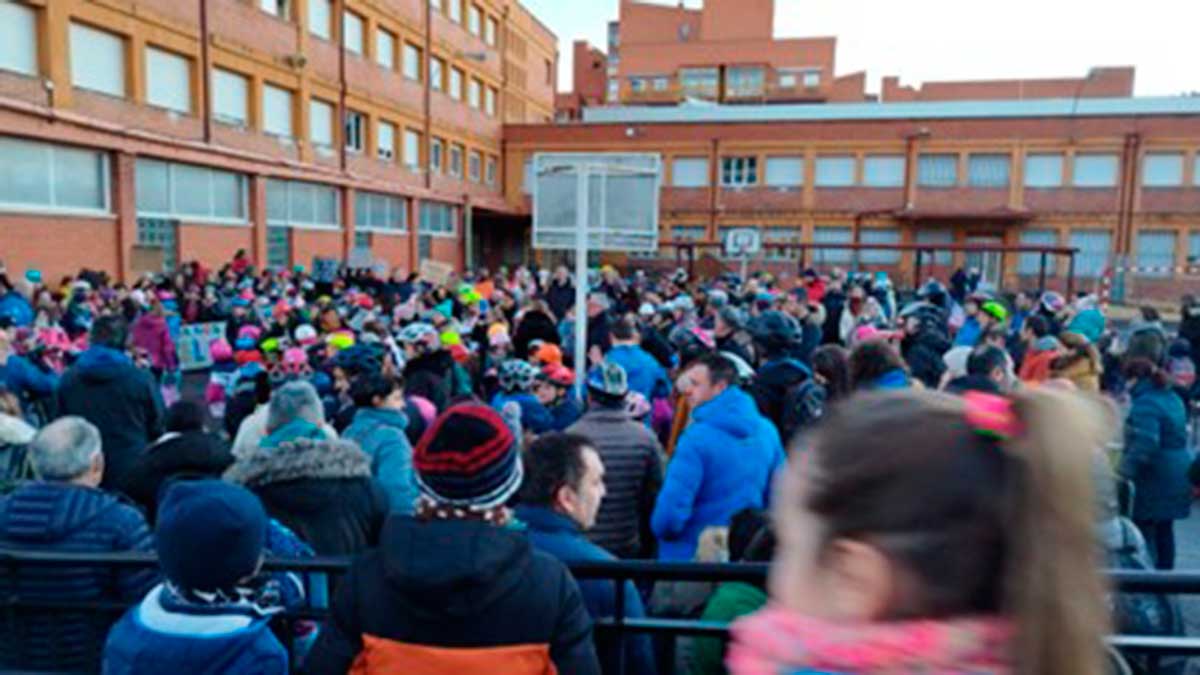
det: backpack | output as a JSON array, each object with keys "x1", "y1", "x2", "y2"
[
  {"x1": 0, "y1": 443, "x2": 36, "y2": 495},
  {"x1": 777, "y1": 360, "x2": 826, "y2": 444}
]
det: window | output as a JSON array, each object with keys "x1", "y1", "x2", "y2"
[
  {"x1": 629, "y1": 78, "x2": 645, "y2": 93},
  {"x1": 355, "y1": 191, "x2": 407, "y2": 232},
  {"x1": 1017, "y1": 229, "x2": 1059, "y2": 276},
  {"x1": 0, "y1": 2, "x2": 38, "y2": 76},
  {"x1": 1195, "y1": 156, "x2": 1200, "y2": 187},
  {"x1": 0, "y1": 136, "x2": 109, "y2": 213},
  {"x1": 778, "y1": 73, "x2": 796, "y2": 88},
  {"x1": 345, "y1": 110, "x2": 365, "y2": 153},
  {"x1": 259, "y1": 0, "x2": 289, "y2": 18},
  {"x1": 1024, "y1": 153, "x2": 1063, "y2": 188},
  {"x1": 377, "y1": 120, "x2": 396, "y2": 161},
  {"x1": 420, "y1": 202, "x2": 455, "y2": 235},
  {"x1": 485, "y1": 87, "x2": 497, "y2": 116},
  {"x1": 671, "y1": 158, "x2": 709, "y2": 188},
  {"x1": 815, "y1": 156, "x2": 855, "y2": 187},
  {"x1": 916, "y1": 229, "x2": 953, "y2": 266},
  {"x1": 353, "y1": 230, "x2": 372, "y2": 251},
  {"x1": 70, "y1": 23, "x2": 125, "y2": 97},
  {"x1": 468, "y1": 5, "x2": 481, "y2": 36},
  {"x1": 861, "y1": 228, "x2": 901, "y2": 265},
  {"x1": 967, "y1": 154, "x2": 1011, "y2": 188},
  {"x1": 449, "y1": 68, "x2": 463, "y2": 99},
  {"x1": 429, "y1": 0, "x2": 441, "y2": 11},
  {"x1": 136, "y1": 159, "x2": 247, "y2": 222},
  {"x1": 918, "y1": 154, "x2": 957, "y2": 187},
  {"x1": 545, "y1": 59, "x2": 553, "y2": 85},
  {"x1": 763, "y1": 227, "x2": 802, "y2": 260},
  {"x1": 1069, "y1": 230, "x2": 1113, "y2": 277},
  {"x1": 485, "y1": 16, "x2": 497, "y2": 46},
  {"x1": 343, "y1": 11, "x2": 364, "y2": 54},
  {"x1": 449, "y1": 144, "x2": 464, "y2": 177},
  {"x1": 523, "y1": 158, "x2": 533, "y2": 194},
  {"x1": 376, "y1": 29, "x2": 395, "y2": 69},
  {"x1": 262, "y1": 84, "x2": 294, "y2": 137},
  {"x1": 266, "y1": 178, "x2": 340, "y2": 227},
  {"x1": 680, "y1": 67, "x2": 719, "y2": 97},
  {"x1": 469, "y1": 151, "x2": 482, "y2": 182},
  {"x1": 720, "y1": 157, "x2": 757, "y2": 187},
  {"x1": 212, "y1": 68, "x2": 249, "y2": 125},
  {"x1": 308, "y1": 0, "x2": 331, "y2": 39},
  {"x1": 430, "y1": 57, "x2": 444, "y2": 91},
  {"x1": 431, "y1": 138, "x2": 444, "y2": 173},
  {"x1": 652, "y1": 77, "x2": 669, "y2": 91},
  {"x1": 266, "y1": 226, "x2": 291, "y2": 268},
  {"x1": 403, "y1": 129, "x2": 420, "y2": 169},
  {"x1": 485, "y1": 156, "x2": 497, "y2": 186},
  {"x1": 403, "y1": 44, "x2": 422, "y2": 81},
  {"x1": 1072, "y1": 153, "x2": 1119, "y2": 188},
  {"x1": 1143, "y1": 152, "x2": 1184, "y2": 187},
  {"x1": 863, "y1": 155, "x2": 905, "y2": 187},
  {"x1": 309, "y1": 98, "x2": 334, "y2": 147},
  {"x1": 607, "y1": 80, "x2": 619, "y2": 102},
  {"x1": 726, "y1": 67, "x2": 765, "y2": 97},
  {"x1": 802, "y1": 70, "x2": 821, "y2": 88},
  {"x1": 145, "y1": 47, "x2": 191, "y2": 113},
  {"x1": 1137, "y1": 231, "x2": 1177, "y2": 277},
  {"x1": 813, "y1": 226, "x2": 853, "y2": 265},
  {"x1": 468, "y1": 78, "x2": 481, "y2": 108},
  {"x1": 448, "y1": 0, "x2": 461, "y2": 23},
  {"x1": 765, "y1": 156, "x2": 803, "y2": 187},
  {"x1": 1191, "y1": 231, "x2": 1200, "y2": 264}
]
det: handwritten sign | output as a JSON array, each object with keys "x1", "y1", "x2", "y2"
[
  {"x1": 177, "y1": 322, "x2": 227, "y2": 372},
  {"x1": 419, "y1": 259, "x2": 455, "y2": 287}
]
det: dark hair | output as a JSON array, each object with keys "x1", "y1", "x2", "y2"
[
  {"x1": 1122, "y1": 356, "x2": 1170, "y2": 388},
  {"x1": 519, "y1": 432, "x2": 593, "y2": 507},
  {"x1": 90, "y1": 315, "x2": 129, "y2": 350},
  {"x1": 350, "y1": 372, "x2": 399, "y2": 408},
  {"x1": 983, "y1": 325, "x2": 1007, "y2": 345},
  {"x1": 611, "y1": 314, "x2": 638, "y2": 342},
  {"x1": 688, "y1": 352, "x2": 738, "y2": 388},
  {"x1": 1024, "y1": 315, "x2": 1051, "y2": 339},
  {"x1": 728, "y1": 508, "x2": 775, "y2": 564},
  {"x1": 967, "y1": 345, "x2": 1009, "y2": 378},
  {"x1": 798, "y1": 389, "x2": 1108, "y2": 673},
  {"x1": 848, "y1": 340, "x2": 907, "y2": 391},
  {"x1": 164, "y1": 401, "x2": 207, "y2": 433},
  {"x1": 811, "y1": 345, "x2": 851, "y2": 402},
  {"x1": 1140, "y1": 306, "x2": 1161, "y2": 322},
  {"x1": 587, "y1": 389, "x2": 626, "y2": 410}
]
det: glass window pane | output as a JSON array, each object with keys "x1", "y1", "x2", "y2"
[
  {"x1": 404, "y1": 44, "x2": 421, "y2": 81},
  {"x1": 814, "y1": 156, "x2": 855, "y2": 187},
  {"x1": 1190, "y1": 232, "x2": 1200, "y2": 263},
  {"x1": 967, "y1": 154, "x2": 1010, "y2": 188},
  {"x1": 918, "y1": 154, "x2": 957, "y2": 187},
  {"x1": 288, "y1": 181, "x2": 314, "y2": 224},
  {"x1": 136, "y1": 159, "x2": 170, "y2": 214},
  {"x1": 1018, "y1": 229, "x2": 1058, "y2": 275},
  {"x1": 213, "y1": 68, "x2": 249, "y2": 124},
  {"x1": 1068, "y1": 230, "x2": 1113, "y2": 277},
  {"x1": 263, "y1": 85, "x2": 293, "y2": 137},
  {"x1": 671, "y1": 158, "x2": 708, "y2": 187},
  {"x1": 314, "y1": 185, "x2": 339, "y2": 225},
  {"x1": 765, "y1": 156, "x2": 803, "y2": 187},
  {"x1": 863, "y1": 155, "x2": 905, "y2": 187},
  {"x1": 404, "y1": 130, "x2": 420, "y2": 168},
  {"x1": 172, "y1": 164, "x2": 211, "y2": 216},
  {"x1": 309, "y1": 0, "x2": 332, "y2": 39},
  {"x1": 1024, "y1": 153, "x2": 1063, "y2": 188},
  {"x1": 0, "y1": 137, "x2": 51, "y2": 207},
  {"x1": 1143, "y1": 153, "x2": 1184, "y2": 187},
  {"x1": 1136, "y1": 231, "x2": 1176, "y2": 277},
  {"x1": 0, "y1": 2, "x2": 38, "y2": 76},
  {"x1": 1072, "y1": 154, "x2": 1119, "y2": 187},
  {"x1": 343, "y1": 12, "x2": 364, "y2": 54},
  {"x1": 916, "y1": 229, "x2": 954, "y2": 266},
  {"x1": 376, "y1": 30, "x2": 395, "y2": 69},
  {"x1": 370, "y1": 193, "x2": 391, "y2": 229},
  {"x1": 53, "y1": 146, "x2": 105, "y2": 210},
  {"x1": 310, "y1": 99, "x2": 334, "y2": 147},
  {"x1": 70, "y1": 23, "x2": 126, "y2": 97},
  {"x1": 211, "y1": 170, "x2": 243, "y2": 219},
  {"x1": 860, "y1": 228, "x2": 901, "y2": 264},
  {"x1": 812, "y1": 226, "x2": 852, "y2": 265},
  {"x1": 266, "y1": 179, "x2": 288, "y2": 222},
  {"x1": 146, "y1": 47, "x2": 191, "y2": 113}
]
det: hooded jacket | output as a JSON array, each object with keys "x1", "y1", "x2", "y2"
[
  {"x1": 342, "y1": 407, "x2": 418, "y2": 515},
  {"x1": 404, "y1": 350, "x2": 469, "y2": 412},
  {"x1": 492, "y1": 390, "x2": 555, "y2": 435},
  {"x1": 119, "y1": 430, "x2": 234, "y2": 524},
  {"x1": 303, "y1": 517, "x2": 601, "y2": 675},
  {"x1": 224, "y1": 437, "x2": 389, "y2": 555},
  {"x1": 0, "y1": 482, "x2": 157, "y2": 672},
  {"x1": 544, "y1": 278, "x2": 576, "y2": 321},
  {"x1": 607, "y1": 343, "x2": 671, "y2": 401},
  {"x1": 652, "y1": 386, "x2": 785, "y2": 561},
  {"x1": 513, "y1": 310, "x2": 561, "y2": 360},
  {"x1": 131, "y1": 313, "x2": 179, "y2": 372},
  {"x1": 56, "y1": 346, "x2": 165, "y2": 490},
  {"x1": 751, "y1": 358, "x2": 812, "y2": 441},
  {"x1": 1119, "y1": 381, "x2": 1192, "y2": 522}
]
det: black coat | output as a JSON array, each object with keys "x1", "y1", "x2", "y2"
[
  {"x1": 544, "y1": 279, "x2": 576, "y2": 321},
  {"x1": 513, "y1": 310, "x2": 561, "y2": 360},
  {"x1": 821, "y1": 291, "x2": 846, "y2": 345},
  {"x1": 119, "y1": 431, "x2": 234, "y2": 524},
  {"x1": 224, "y1": 437, "x2": 389, "y2": 556},
  {"x1": 56, "y1": 348, "x2": 164, "y2": 491},
  {"x1": 304, "y1": 517, "x2": 600, "y2": 675}
]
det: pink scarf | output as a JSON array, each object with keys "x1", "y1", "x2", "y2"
[{"x1": 727, "y1": 605, "x2": 1014, "y2": 674}]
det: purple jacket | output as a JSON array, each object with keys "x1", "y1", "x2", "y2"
[{"x1": 132, "y1": 314, "x2": 178, "y2": 372}]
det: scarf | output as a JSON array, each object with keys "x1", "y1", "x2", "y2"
[
  {"x1": 727, "y1": 605, "x2": 1013, "y2": 675},
  {"x1": 260, "y1": 418, "x2": 328, "y2": 449}
]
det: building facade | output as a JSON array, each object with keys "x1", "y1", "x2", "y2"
[
  {"x1": 507, "y1": 99, "x2": 1200, "y2": 301},
  {"x1": 0, "y1": 0, "x2": 556, "y2": 283}
]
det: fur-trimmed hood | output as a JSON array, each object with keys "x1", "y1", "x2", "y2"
[{"x1": 223, "y1": 437, "x2": 372, "y2": 489}]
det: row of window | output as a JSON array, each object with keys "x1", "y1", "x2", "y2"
[
  {"x1": 259, "y1": 0, "x2": 497, "y2": 48},
  {"x1": 629, "y1": 67, "x2": 820, "y2": 97},
  {"x1": 428, "y1": 0, "x2": 499, "y2": 46},
  {"x1": 665, "y1": 152, "x2": 1200, "y2": 189}
]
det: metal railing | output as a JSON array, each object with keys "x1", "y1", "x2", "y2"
[{"x1": 2, "y1": 549, "x2": 1200, "y2": 673}]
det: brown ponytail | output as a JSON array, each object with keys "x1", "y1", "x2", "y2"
[{"x1": 1003, "y1": 388, "x2": 1112, "y2": 675}]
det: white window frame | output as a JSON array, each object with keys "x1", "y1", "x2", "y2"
[
  {"x1": 720, "y1": 156, "x2": 758, "y2": 187},
  {"x1": 212, "y1": 68, "x2": 249, "y2": 126},
  {"x1": 449, "y1": 143, "x2": 464, "y2": 178},
  {"x1": 377, "y1": 120, "x2": 396, "y2": 161},
  {"x1": 431, "y1": 138, "x2": 444, "y2": 173},
  {"x1": 355, "y1": 190, "x2": 408, "y2": 233},
  {"x1": 447, "y1": 0, "x2": 461, "y2": 24},
  {"x1": 419, "y1": 201, "x2": 457, "y2": 236},
  {"x1": 468, "y1": 4, "x2": 482, "y2": 36},
  {"x1": 485, "y1": 156, "x2": 497, "y2": 186},
  {"x1": 403, "y1": 129, "x2": 421, "y2": 169},
  {"x1": 0, "y1": 2, "x2": 39, "y2": 76},
  {"x1": 802, "y1": 70, "x2": 820, "y2": 88},
  {"x1": 266, "y1": 178, "x2": 341, "y2": 230},
  {"x1": 259, "y1": 0, "x2": 289, "y2": 18},
  {"x1": 449, "y1": 67, "x2": 463, "y2": 100},
  {"x1": 345, "y1": 110, "x2": 365, "y2": 153},
  {"x1": 468, "y1": 78, "x2": 481, "y2": 109},
  {"x1": 778, "y1": 73, "x2": 796, "y2": 88},
  {"x1": 375, "y1": 29, "x2": 396, "y2": 70},
  {"x1": 262, "y1": 84, "x2": 295, "y2": 138},
  {"x1": 484, "y1": 16, "x2": 497, "y2": 47},
  {"x1": 403, "y1": 43, "x2": 422, "y2": 81},
  {"x1": 430, "y1": 56, "x2": 444, "y2": 91},
  {"x1": 145, "y1": 46, "x2": 191, "y2": 114},
  {"x1": 69, "y1": 22, "x2": 126, "y2": 98},
  {"x1": 629, "y1": 77, "x2": 646, "y2": 93},
  {"x1": 485, "y1": 86, "x2": 497, "y2": 116},
  {"x1": 135, "y1": 158, "x2": 249, "y2": 226},
  {"x1": 0, "y1": 137, "x2": 112, "y2": 217},
  {"x1": 308, "y1": 0, "x2": 332, "y2": 39},
  {"x1": 342, "y1": 11, "x2": 364, "y2": 55},
  {"x1": 309, "y1": 98, "x2": 335, "y2": 148}
]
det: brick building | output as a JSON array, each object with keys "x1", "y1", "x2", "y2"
[{"x1": 0, "y1": 0, "x2": 556, "y2": 284}]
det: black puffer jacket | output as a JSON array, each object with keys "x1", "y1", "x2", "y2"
[
  {"x1": 404, "y1": 350, "x2": 463, "y2": 412},
  {"x1": 304, "y1": 517, "x2": 600, "y2": 675},
  {"x1": 223, "y1": 437, "x2": 389, "y2": 556},
  {"x1": 751, "y1": 358, "x2": 812, "y2": 440},
  {"x1": 513, "y1": 310, "x2": 561, "y2": 360},
  {"x1": 544, "y1": 279, "x2": 576, "y2": 321},
  {"x1": 902, "y1": 330, "x2": 951, "y2": 389}
]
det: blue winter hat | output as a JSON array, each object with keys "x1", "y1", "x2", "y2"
[
  {"x1": 24, "y1": 269, "x2": 41, "y2": 284},
  {"x1": 156, "y1": 480, "x2": 267, "y2": 591}
]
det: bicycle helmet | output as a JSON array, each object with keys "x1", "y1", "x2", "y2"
[
  {"x1": 499, "y1": 359, "x2": 540, "y2": 393},
  {"x1": 625, "y1": 391, "x2": 651, "y2": 419},
  {"x1": 748, "y1": 310, "x2": 800, "y2": 353},
  {"x1": 1040, "y1": 291, "x2": 1066, "y2": 315},
  {"x1": 542, "y1": 363, "x2": 575, "y2": 388},
  {"x1": 980, "y1": 300, "x2": 1009, "y2": 322},
  {"x1": 396, "y1": 322, "x2": 439, "y2": 349}
]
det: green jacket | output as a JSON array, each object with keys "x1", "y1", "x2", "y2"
[{"x1": 691, "y1": 582, "x2": 768, "y2": 675}]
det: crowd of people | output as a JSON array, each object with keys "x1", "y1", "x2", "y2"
[{"x1": 0, "y1": 250, "x2": 1197, "y2": 674}]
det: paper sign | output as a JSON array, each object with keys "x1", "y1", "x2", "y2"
[{"x1": 176, "y1": 322, "x2": 228, "y2": 372}]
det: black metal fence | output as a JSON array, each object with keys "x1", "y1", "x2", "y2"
[{"x1": 3, "y1": 549, "x2": 1200, "y2": 673}]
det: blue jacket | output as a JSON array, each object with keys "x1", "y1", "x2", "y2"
[
  {"x1": 0, "y1": 482, "x2": 158, "y2": 672},
  {"x1": 1068, "y1": 308, "x2": 1107, "y2": 344},
  {"x1": 0, "y1": 353, "x2": 59, "y2": 402},
  {"x1": 0, "y1": 291, "x2": 33, "y2": 326},
  {"x1": 548, "y1": 394, "x2": 584, "y2": 431},
  {"x1": 343, "y1": 407, "x2": 418, "y2": 515},
  {"x1": 607, "y1": 344, "x2": 670, "y2": 401},
  {"x1": 491, "y1": 391, "x2": 554, "y2": 434},
  {"x1": 1119, "y1": 381, "x2": 1192, "y2": 522},
  {"x1": 954, "y1": 316, "x2": 982, "y2": 347},
  {"x1": 871, "y1": 369, "x2": 912, "y2": 391},
  {"x1": 652, "y1": 387, "x2": 785, "y2": 561},
  {"x1": 516, "y1": 505, "x2": 656, "y2": 675},
  {"x1": 103, "y1": 584, "x2": 288, "y2": 675}
]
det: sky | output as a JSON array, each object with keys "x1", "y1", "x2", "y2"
[{"x1": 518, "y1": 0, "x2": 1200, "y2": 98}]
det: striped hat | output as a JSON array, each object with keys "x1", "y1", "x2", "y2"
[{"x1": 413, "y1": 404, "x2": 521, "y2": 509}]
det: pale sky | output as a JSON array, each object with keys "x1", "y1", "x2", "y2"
[{"x1": 519, "y1": 0, "x2": 1200, "y2": 98}]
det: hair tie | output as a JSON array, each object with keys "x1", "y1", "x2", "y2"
[{"x1": 963, "y1": 391, "x2": 1021, "y2": 442}]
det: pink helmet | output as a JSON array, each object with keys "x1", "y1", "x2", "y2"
[
  {"x1": 409, "y1": 395, "x2": 437, "y2": 427},
  {"x1": 237, "y1": 325, "x2": 263, "y2": 342},
  {"x1": 209, "y1": 338, "x2": 234, "y2": 362}
]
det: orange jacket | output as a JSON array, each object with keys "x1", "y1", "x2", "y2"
[{"x1": 1019, "y1": 349, "x2": 1058, "y2": 384}]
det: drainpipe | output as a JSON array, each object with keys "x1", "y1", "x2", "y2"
[
  {"x1": 338, "y1": 0, "x2": 347, "y2": 173},
  {"x1": 200, "y1": 0, "x2": 212, "y2": 144},
  {"x1": 708, "y1": 137, "x2": 718, "y2": 242},
  {"x1": 423, "y1": 0, "x2": 433, "y2": 190}
]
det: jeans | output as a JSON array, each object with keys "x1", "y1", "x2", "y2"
[{"x1": 1135, "y1": 519, "x2": 1177, "y2": 571}]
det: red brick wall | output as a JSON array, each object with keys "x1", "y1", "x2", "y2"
[
  {"x1": 429, "y1": 235, "x2": 463, "y2": 270},
  {"x1": 619, "y1": 1, "x2": 701, "y2": 45},
  {"x1": 572, "y1": 41, "x2": 608, "y2": 102},
  {"x1": 367, "y1": 233, "x2": 413, "y2": 274},
  {"x1": 177, "y1": 223, "x2": 253, "y2": 271},
  {"x1": 291, "y1": 229, "x2": 346, "y2": 271},
  {"x1": 0, "y1": 214, "x2": 119, "y2": 283},
  {"x1": 699, "y1": 0, "x2": 773, "y2": 42},
  {"x1": 882, "y1": 67, "x2": 1135, "y2": 103}
]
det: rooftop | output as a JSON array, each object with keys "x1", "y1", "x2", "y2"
[{"x1": 580, "y1": 96, "x2": 1200, "y2": 125}]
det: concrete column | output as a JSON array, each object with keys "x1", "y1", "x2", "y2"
[
  {"x1": 43, "y1": 0, "x2": 73, "y2": 108},
  {"x1": 250, "y1": 175, "x2": 269, "y2": 269},
  {"x1": 113, "y1": 153, "x2": 138, "y2": 283},
  {"x1": 342, "y1": 186, "x2": 356, "y2": 260},
  {"x1": 408, "y1": 197, "x2": 420, "y2": 268},
  {"x1": 129, "y1": 35, "x2": 146, "y2": 104}
]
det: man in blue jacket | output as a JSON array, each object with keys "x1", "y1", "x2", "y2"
[
  {"x1": 606, "y1": 315, "x2": 670, "y2": 402},
  {"x1": 653, "y1": 353, "x2": 785, "y2": 561},
  {"x1": 516, "y1": 432, "x2": 656, "y2": 675}
]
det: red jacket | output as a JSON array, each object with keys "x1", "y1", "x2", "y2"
[{"x1": 1019, "y1": 348, "x2": 1057, "y2": 383}]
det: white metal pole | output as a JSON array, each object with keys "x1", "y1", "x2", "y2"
[{"x1": 574, "y1": 165, "x2": 590, "y2": 401}]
